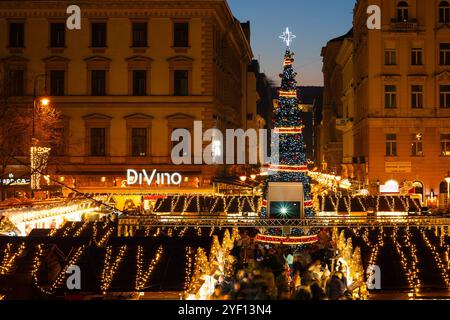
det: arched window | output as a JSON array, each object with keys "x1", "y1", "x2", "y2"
[
  {"x1": 440, "y1": 181, "x2": 448, "y2": 194},
  {"x1": 412, "y1": 181, "x2": 424, "y2": 197},
  {"x1": 439, "y1": 1, "x2": 450, "y2": 23},
  {"x1": 397, "y1": 1, "x2": 409, "y2": 22}
]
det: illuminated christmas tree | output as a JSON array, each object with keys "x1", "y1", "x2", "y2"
[{"x1": 268, "y1": 28, "x2": 314, "y2": 219}]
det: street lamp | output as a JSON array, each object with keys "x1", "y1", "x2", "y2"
[
  {"x1": 31, "y1": 74, "x2": 50, "y2": 197},
  {"x1": 445, "y1": 172, "x2": 450, "y2": 207},
  {"x1": 239, "y1": 175, "x2": 247, "y2": 183},
  {"x1": 32, "y1": 74, "x2": 50, "y2": 143}
]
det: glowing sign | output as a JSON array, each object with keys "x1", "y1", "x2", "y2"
[
  {"x1": 127, "y1": 169, "x2": 182, "y2": 186},
  {"x1": 380, "y1": 180, "x2": 399, "y2": 194}
]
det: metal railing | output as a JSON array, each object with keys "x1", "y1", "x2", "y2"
[{"x1": 118, "y1": 215, "x2": 450, "y2": 229}]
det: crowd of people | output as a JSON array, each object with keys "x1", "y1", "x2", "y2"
[{"x1": 209, "y1": 229, "x2": 356, "y2": 301}]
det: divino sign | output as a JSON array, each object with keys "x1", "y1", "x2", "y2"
[{"x1": 127, "y1": 169, "x2": 182, "y2": 186}]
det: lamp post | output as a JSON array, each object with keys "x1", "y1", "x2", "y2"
[
  {"x1": 32, "y1": 74, "x2": 49, "y2": 144},
  {"x1": 31, "y1": 74, "x2": 50, "y2": 197},
  {"x1": 445, "y1": 172, "x2": 450, "y2": 208}
]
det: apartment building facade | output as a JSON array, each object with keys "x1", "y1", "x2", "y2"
[
  {"x1": 0, "y1": 0, "x2": 257, "y2": 194},
  {"x1": 322, "y1": 0, "x2": 450, "y2": 205}
]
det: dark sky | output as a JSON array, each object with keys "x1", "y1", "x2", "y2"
[{"x1": 228, "y1": 0, "x2": 355, "y2": 86}]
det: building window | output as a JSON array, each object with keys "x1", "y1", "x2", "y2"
[
  {"x1": 174, "y1": 70, "x2": 189, "y2": 96},
  {"x1": 131, "y1": 128, "x2": 148, "y2": 157},
  {"x1": 132, "y1": 23, "x2": 147, "y2": 47},
  {"x1": 50, "y1": 23, "x2": 65, "y2": 48},
  {"x1": 411, "y1": 48, "x2": 423, "y2": 65},
  {"x1": 91, "y1": 70, "x2": 106, "y2": 96},
  {"x1": 411, "y1": 133, "x2": 424, "y2": 157},
  {"x1": 9, "y1": 23, "x2": 24, "y2": 48},
  {"x1": 384, "y1": 49, "x2": 397, "y2": 65},
  {"x1": 441, "y1": 134, "x2": 450, "y2": 156},
  {"x1": 440, "y1": 85, "x2": 450, "y2": 108},
  {"x1": 50, "y1": 70, "x2": 65, "y2": 96},
  {"x1": 411, "y1": 85, "x2": 423, "y2": 109},
  {"x1": 440, "y1": 43, "x2": 450, "y2": 65},
  {"x1": 91, "y1": 23, "x2": 107, "y2": 48},
  {"x1": 51, "y1": 127, "x2": 65, "y2": 156},
  {"x1": 171, "y1": 128, "x2": 190, "y2": 158},
  {"x1": 7, "y1": 70, "x2": 24, "y2": 96},
  {"x1": 173, "y1": 22, "x2": 189, "y2": 47},
  {"x1": 90, "y1": 128, "x2": 106, "y2": 156},
  {"x1": 132, "y1": 70, "x2": 147, "y2": 96},
  {"x1": 397, "y1": 1, "x2": 409, "y2": 22},
  {"x1": 385, "y1": 85, "x2": 397, "y2": 109},
  {"x1": 386, "y1": 134, "x2": 398, "y2": 157},
  {"x1": 439, "y1": 1, "x2": 450, "y2": 23}
]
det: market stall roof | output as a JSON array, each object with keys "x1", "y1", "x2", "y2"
[{"x1": 0, "y1": 223, "x2": 231, "y2": 298}]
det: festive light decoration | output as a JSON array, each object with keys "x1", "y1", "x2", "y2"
[
  {"x1": 185, "y1": 227, "x2": 239, "y2": 299},
  {"x1": 278, "y1": 90, "x2": 297, "y2": 98},
  {"x1": 100, "y1": 245, "x2": 127, "y2": 293},
  {"x1": 419, "y1": 228, "x2": 450, "y2": 287},
  {"x1": 0, "y1": 243, "x2": 26, "y2": 275},
  {"x1": 30, "y1": 146, "x2": 51, "y2": 190},
  {"x1": 279, "y1": 27, "x2": 296, "y2": 47},
  {"x1": 255, "y1": 234, "x2": 318, "y2": 245},
  {"x1": 268, "y1": 164, "x2": 308, "y2": 173},
  {"x1": 93, "y1": 222, "x2": 116, "y2": 247},
  {"x1": 267, "y1": 46, "x2": 314, "y2": 229},
  {"x1": 135, "y1": 245, "x2": 164, "y2": 291},
  {"x1": 2, "y1": 200, "x2": 98, "y2": 236},
  {"x1": 73, "y1": 222, "x2": 89, "y2": 237},
  {"x1": 32, "y1": 244, "x2": 86, "y2": 295},
  {"x1": 333, "y1": 230, "x2": 369, "y2": 300},
  {"x1": 183, "y1": 247, "x2": 194, "y2": 295},
  {"x1": 273, "y1": 127, "x2": 303, "y2": 134}
]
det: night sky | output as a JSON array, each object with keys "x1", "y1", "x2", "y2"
[{"x1": 228, "y1": 0, "x2": 355, "y2": 86}]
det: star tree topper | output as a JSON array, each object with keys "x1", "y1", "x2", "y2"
[{"x1": 279, "y1": 27, "x2": 296, "y2": 47}]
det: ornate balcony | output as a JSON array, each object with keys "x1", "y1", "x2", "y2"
[
  {"x1": 390, "y1": 19, "x2": 419, "y2": 32},
  {"x1": 336, "y1": 118, "x2": 353, "y2": 132}
]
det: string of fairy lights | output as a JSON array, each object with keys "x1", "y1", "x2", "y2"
[
  {"x1": 183, "y1": 247, "x2": 194, "y2": 294},
  {"x1": 0, "y1": 243, "x2": 26, "y2": 275},
  {"x1": 32, "y1": 244, "x2": 86, "y2": 295},
  {"x1": 391, "y1": 227, "x2": 420, "y2": 291},
  {"x1": 367, "y1": 228, "x2": 384, "y2": 269},
  {"x1": 135, "y1": 245, "x2": 164, "y2": 291},
  {"x1": 100, "y1": 245, "x2": 128, "y2": 293},
  {"x1": 396, "y1": 227, "x2": 421, "y2": 293},
  {"x1": 419, "y1": 228, "x2": 450, "y2": 287},
  {"x1": 92, "y1": 222, "x2": 116, "y2": 247}
]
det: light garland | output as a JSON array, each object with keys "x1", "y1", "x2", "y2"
[
  {"x1": 273, "y1": 127, "x2": 303, "y2": 134},
  {"x1": 278, "y1": 90, "x2": 297, "y2": 98},
  {"x1": 135, "y1": 245, "x2": 164, "y2": 291},
  {"x1": 93, "y1": 222, "x2": 116, "y2": 247},
  {"x1": 255, "y1": 234, "x2": 318, "y2": 245},
  {"x1": 30, "y1": 146, "x2": 51, "y2": 190},
  {"x1": 399, "y1": 197, "x2": 410, "y2": 213},
  {"x1": 329, "y1": 196, "x2": 339, "y2": 214},
  {"x1": 343, "y1": 196, "x2": 352, "y2": 215},
  {"x1": 357, "y1": 197, "x2": 367, "y2": 212},
  {"x1": 32, "y1": 245, "x2": 86, "y2": 295},
  {"x1": 269, "y1": 164, "x2": 308, "y2": 173},
  {"x1": 386, "y1": 196, "x2": 396, "y2": 212},
  {"x1": 100, "y1": 245, "x2": 127, "y2": 293},
  {"x1": 391, "y1": 227, "x2": 419, "y2": 292},
  {"x1": 398, "y1": 227, "x2": 421, "y2": 293},
  {"x1": 183, "y1": 247, "x2": 194, "y2": 295},
  {"x1": 0, "y1": 243, "x2": 26, "y2": 275},
  {"x1": 419, "y1": 228, "x2": 450, "y2": 287}
]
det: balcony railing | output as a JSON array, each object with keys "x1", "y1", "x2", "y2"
[
  {"x1": 336, "y1": 118, "x2": 353, "y2": 131},
  {"x1": 390, "y1": 19, "x2": 419, "y2": 32}
]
